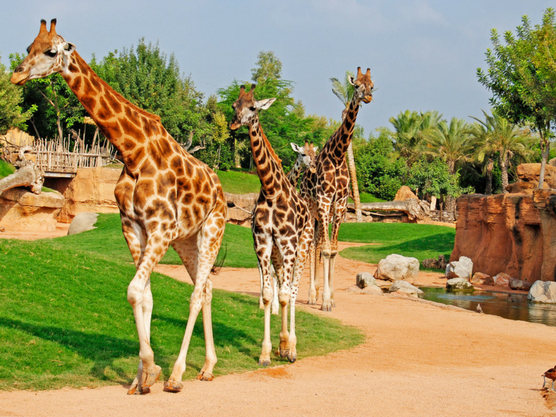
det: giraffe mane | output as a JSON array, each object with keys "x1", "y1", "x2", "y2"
[{"x1": 260, "y1": 129, "x2": 282, "y2": 167}]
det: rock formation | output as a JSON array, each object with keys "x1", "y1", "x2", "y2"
[
  {"x1": 0, "y1": 187, "x2": 64, "y2": 231},
  {"x1": 452, "y1": 189, "x2": 556, "y2": 282}
]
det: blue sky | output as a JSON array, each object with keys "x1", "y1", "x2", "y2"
[{"x1": 2, "y1": 1, "x2": 554, "y2": 137}]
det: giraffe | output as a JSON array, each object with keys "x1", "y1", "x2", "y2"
[
  {"x1": 300, "y1": 67, "x2": 374, "y2": 311},
  {"x1": 262, "y1": 141, "x2": 318, "y2": 315},
  {"x1": 230, "y1": 84, "x2": 313, "y2": 365},
  {"x1": 11, "y1": 19, "x2": 227, "y2": 394}
]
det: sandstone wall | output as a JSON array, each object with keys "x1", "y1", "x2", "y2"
[
  {"x1": 55, "y1": 167, "x2": 121, "y2": 222},
  {"x1": 0, "y1": 188, "x2": 65, "y2": 231},
  {"x1": 451, "y1": 190, "x2": 556, "y2": 282}
]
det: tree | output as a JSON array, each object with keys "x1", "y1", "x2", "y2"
[
  {"x1": 423, "y1": 117, "x2": 474, "y2": 213},
  {"x1": 0, "y1": 56, "x2": 33, "y2": 136},
  {"x1": 251, "y1": 51, "x2": 283, "y2": 83},
  {"x1": 387, "y1": 110, "x2": 442, "y2": 166},
  {"x1": 330, "y1": 70, "x2": 363, "y2": 221},
  {"x1": 471, "y1": 109, "x2": 533, "y2": 193},
  {"x1": 477, "y1": 8, "x2": 556, "y2": 188}
]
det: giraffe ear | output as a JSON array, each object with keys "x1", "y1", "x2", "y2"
[
  {"x1": 348, "y1": 75, "x2": 356, "y2": 86},
  {"x1": 291, "y1": 143, "x2": 302, "y2": 152},
  {"x1": 255, "y1": 98, "x2": 276, "y2": 110},
  {"x1": 63, "y1": 42, "x2": 75, "y2": 53}
]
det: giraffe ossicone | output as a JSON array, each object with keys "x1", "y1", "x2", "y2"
[{"x1": 12, "y1": 19, "x2": 227, "y2": 394}]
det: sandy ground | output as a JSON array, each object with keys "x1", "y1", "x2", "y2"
[{"x1": 1, "y1": 225, "x2": 556, "y2": 416}]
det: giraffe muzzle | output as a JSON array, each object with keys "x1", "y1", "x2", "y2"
[{"x1": 11, "y1": 66, "x2": 29, "y2": 86}]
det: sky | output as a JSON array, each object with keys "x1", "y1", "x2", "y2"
[{"x1": 2, "y1": 0, "x2": 555, "y2": 138}]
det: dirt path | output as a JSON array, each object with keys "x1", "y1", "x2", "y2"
[{"x1": 1, "y1": 232, "x2": 555, "y2": 416}]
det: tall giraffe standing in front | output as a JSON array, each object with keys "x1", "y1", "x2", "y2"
[
  {"x1": 12, "y1": 19, "x2": 227, "y2": 394},
  {"x1": 301, "y1": 67, "x2": 374, "y2": 311},
  {"x1": 230, "y1": 85, "x2": 313, "y2": 365}
]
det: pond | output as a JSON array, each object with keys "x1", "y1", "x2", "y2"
[{"x1": 421, "y1": 287, "x2": 556, "y2": 327}]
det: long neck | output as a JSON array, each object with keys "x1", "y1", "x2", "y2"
[
  {"x1": 286, "y1": 158, "x2": 303, "y2": 186},
  {"x1": 248, "y1": 119, "x2": 287, "y2": 196},
  {"x1": 61, "y1": 51, "x2": 167, "y2": 168},
  {"x1": 326, "y1": 95, "x2": 360, "y2": 162}
]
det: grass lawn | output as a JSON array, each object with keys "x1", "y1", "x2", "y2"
[
  {"x1": 216, "y1": 169, "x2": 261, "y2": 195},
  {"x1": 338, "y1": 222, "x2": 455, "y2": 267},
  {"x1": 0, "y1": 159, "x2": 15, "y2": 178},
  {"x1": 0, "y1": 214, "x2": 363, "y2": 391}
]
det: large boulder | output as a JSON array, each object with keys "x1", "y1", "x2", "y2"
[
  {"x1": 421, "y1": 255, "x2": 448, "y2": 270},
  {"x1": 394, "y1": 186, "x2": 418, "y2": 201},
  {"x1": 528, "y1": 281, "x2": 556, "y2": 303},
  {"x1": 0, "y1": 187, "x2": 64, "y2": 231},
  {"x1": 509, "y1": 278, "x2": 533, "y2": 291},
  {"x1": 445, "y1": 256, "x2": 473, "y2": 279},
  {"x1": 67, "y1": 212, "x2": 99, "y2": 235},
  {"x1": 356, "y1": 272, "x2": 376, "y2": 289},
  {"x1": 470, "y1": 272, "x2": 492, "y2": 285},
  {"x1": 446, "y1": 278, "x2": 474, "y2": 292},
  {"x1": 373, "y1": 254, "x2": 420, "y2": 284},
  {"x1": 492, "y1": 272, "x2": 512, "y2": 288},
  {"x1": 388, "y1": 280, "x2": 424, "y2": 298}
]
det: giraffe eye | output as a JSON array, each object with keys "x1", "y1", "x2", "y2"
[
  {"x1": 45, "y1": 49, "x2": 57, "y2": 58},
  {"x1": 249, "y1": 106, "x2": 256, "y2": 111}
]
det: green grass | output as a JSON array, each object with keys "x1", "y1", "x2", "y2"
[
  {"x1": 0, "y1": 159, "x2": 16, "y2": 178},
  {"x1": 0, "y1": 214, "x2": 363, "y2": 391},
  {"x1": 217, "y1": 169, "x2": 261, "y2": 194},
  {"x1": 338, "y1": 223, "x2": 455, "y2": 267},
  {"x1": 349, "y1": 192, "x2": 385, "y2": 203}
]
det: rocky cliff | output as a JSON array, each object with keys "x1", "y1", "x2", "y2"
[{"x1": 451, "y1": 190, "x2": 556, "y2": 282}]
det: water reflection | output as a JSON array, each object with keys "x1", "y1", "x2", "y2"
[{"x1": 421, "y1": 287, "x2": 556, "y2": 327}]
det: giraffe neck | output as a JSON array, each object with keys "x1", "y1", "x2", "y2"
[
  {"x1": 327, "y1": 95, "x2": 360, "y2": 162},
  {"x1": 248, "y1": 120, "x2": 288, "y2": 197},
  {"x1": 286, "y1": 158, "x2": 303, "y2": 186},
  {"x1": 60, "y1": 52, "x2": 166, "y2": 168}
]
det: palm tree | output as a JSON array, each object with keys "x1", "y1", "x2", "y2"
[
  {"x1": 388, "y1": 110, "x2": 442, "y2": 166},
  {"x1": 424, "y1": 117, "x2": 474, "y2": 214},
  {"x1": 471, "y1": 109, "x2": 533, "y2": 193},
  {"x1": 330, "y1": 71, "x2": 363, "y2": 221}
]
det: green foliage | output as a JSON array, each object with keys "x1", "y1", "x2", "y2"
[
  {"x1": 0, "y1": 225, "x2": 362, "y2": 390},
  {"x1": 354, "y1": 133, "x2": 407, "y2": 200},
  {"x1": 251, "y1": 51, "x2": 283, "y2": 84},
  {"x1": 407, "y1": 157, "x2": 471, "y2": 199},
  {"x1": 0, "y1": 56, "x2": 33, "y2": 136},
  {"x1": 338, "y1": 223, "x2": 456, "y2": 268}
]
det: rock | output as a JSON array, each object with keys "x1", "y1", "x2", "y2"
[
  {"x1": 0, "y1": 188, "x2": 65, "y2": 231},
  {"x1": 528, "y1": 281, "x2": 556, "y2": 303},
  {"x1": 347, "y1": 284, "x2": 383, "y2": 295},
  {"x1": 509, "y1": 278, "x2": 533, "y2": 291},
  {"x1": 450, "y1": 190, "x2": 556, "y2": 282},
  {"x1": 516, "y1": 163, "x2": 556, "y2": 188},
  {"x1": 224, "y1": 192, "x2": 258, "y2": 225},
  {"x1": 493, "y1": 272, "x2": 512, "y2": 288},
  {"x1": 68, "y1": 212, "x2": 99, "y2": 235},
  {"x1": 53, "y1": 167, "x2": 121, "y2": 223},
  {"x1": 470, "y1": 272, "x2": 492, "y2": 285},
  {"x1": 445, "y1": 256, "x2": 473, "y2": 279},
  {"x1": 388, "y1": 280, "x2": 424, "y2": 298},
  {"x1": 446, "y1": 278, "x2": 474, "y2": 292},
  {"x1": 394, "y1": 186, "x2": 418, "y2": 201},
  {"x1": 422, "y1": 255, "x2": 448, "y2": 270},
  {"x1": 356, "y1": 272, "x2": 376, "y2": 289},
  {"x1": 374, "y1": 279, "x2": 392, "y2": 290},
  {"x1": 373, "y1": 254, "x2": 420, "y2": 283}
]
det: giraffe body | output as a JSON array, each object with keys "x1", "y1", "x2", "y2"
[
  {"x1": 231, "y1": 85, "x2": 313, "y2": 365},
  {"x1": 300, "y1": 67, "x2": 374, "y2": 310},
  {"x1": 12, "y1": 19, "x2": 227, "y2": 394}
]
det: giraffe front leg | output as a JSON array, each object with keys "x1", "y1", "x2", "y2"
[{"x1": 198, "y1": 278, "x2": 217, "y2": 381}]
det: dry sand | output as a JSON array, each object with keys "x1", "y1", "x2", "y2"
[{"x1": 1, "y1": 226, "x2": 556, "y2": 416}]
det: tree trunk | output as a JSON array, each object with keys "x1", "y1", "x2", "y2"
[
  {"x1": 538, "y1": 130, "x2": 549, "y2": 189},
  {"x1": 485, "y1": 158, "x2": 494, "y2": 195},
  {"x1": 500, "y1": 152, "x2": 509, "y2": 194},
  {"x1": 348, "y1": 199, "x2": 430, "y2": 221},
  {"x1": 346, "y1": 143, "x2": 362, "y2": 222}
]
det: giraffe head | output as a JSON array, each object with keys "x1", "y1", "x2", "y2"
[
  {"x1": 348, "y1": 67, "x2": 374, "y2": 104},
  {"x1": 11, "y1": 19, "x2": 75, "y2": 86},
  {"x1": 291, "y1": 142, "x2": 318, "y2": 174},
  {"x1": 230, "y1": 84, "x2": 276, "y2": 130}
]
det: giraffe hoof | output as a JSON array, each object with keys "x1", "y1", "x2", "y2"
[
  {"x1": 258, "y1": 359, "x2": 271, "y2": 367},
  {"x1": 127, "y1": 377, "x2": 139, "y2": 395},
  {"x1": 288, "y1": 353, "x2": 297, "y2": 363},
  {"x1": 321, "y1": 302, "x2": 333, "y2": 312},
  {"x1": 139, "y1": 365, "x2": 161, "y2": 394},
  {"x1": 163, "y1": 379, "x2": 183, "y2": 393},
  {"x1": 197, "y1": 371, "x2": 214, "y2": 381},
  {"x1": 279, "y1": 347, "x2": 290, "y2": 359}
]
